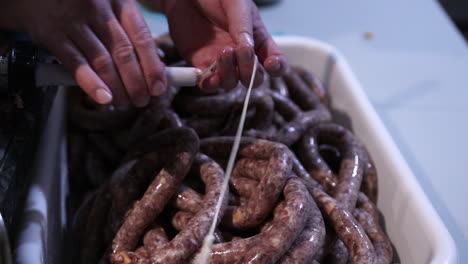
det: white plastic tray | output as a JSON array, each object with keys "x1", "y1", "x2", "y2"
[
  {"x1": 14, "y1": 36, "x2": 457, "y2": 264},
  {"x1": 275, "y1": 36, "x2": 457, "y2": 263}
]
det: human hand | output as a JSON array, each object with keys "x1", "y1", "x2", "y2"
[
  {"x1": 10, "y1": 0, "x2": 167, "y2": 107},
  {"x1": 164, "y1": 0, "x2": 288, "y2": 92}
]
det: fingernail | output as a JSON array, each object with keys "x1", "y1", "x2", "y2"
[
  {"x1": 133, "y1": 96, "x2": 150, "y2": 107},
  {"x1": 239, "y1": 46, "x2": 254, "y2": 64},
  {"x1": 240, "y1": 32, "x2": 254, "y2": 47},
  {"x1": 151, "y1": 80, "x2": 165, "y2": 96},
  {"x1": 95, "y1": 88, "x2": 112, "y2": 104}
]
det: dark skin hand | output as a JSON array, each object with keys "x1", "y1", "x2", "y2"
[
  {"x1": 165, "y1": 0, "x2": 288, "y2": 92},
  {"x1": 0, "y1": 0, "x2": 288, "y2": 106}
]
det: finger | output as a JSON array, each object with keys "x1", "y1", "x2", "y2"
[
  {"x1": 252, "y1": 11, "x2": 288, "y2": 77},
  {"x1": 200, "y1": 74, "x2": 220, "y2": 93},
  {"x1": 91, "y1": 8, "x2": 150, "y2": 107},
  {"x1": 68, "y1": 24, "x2": 130, "y2": 106},
  {"x1": 253, "y1": 63, "x2": 265, "y2": 87},
  {"x1": 48, "y1": 37, "x2": 112, "y2": 104},
  {"x1": 115, "y1": 0, "x2": 167, "y2": 96},
  {"x1": 221, "y1": 0, "x2": 257, "y2": 84},
  {"x1": 220, "y1": 0, "x2": 254, "y2": 47},
  {"x1": 235, "y1": 45, "x2": 260, "y2": 87},
  {"x1": 216, "y1": 46, "x2": 238, "y2": 90}
]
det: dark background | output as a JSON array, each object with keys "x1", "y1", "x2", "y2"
[{"x1": 439, "y1": 0, "x2": 468, "y2": 40}]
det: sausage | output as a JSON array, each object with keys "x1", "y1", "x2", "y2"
[
  {"x1": 174, "y1": 86, "x2": 244, "y2": 117},
  {"x1": 125, "y1": 108, "x2": 165, "y2": 147},
  {"x1": 231, "y1": 172, "x2": 258, "y2": 197},
  {"x1": 278, "y1": 193, "x2": 326, "y2": 263},
  {"x1": 245, "y1": 92, "x2": 274, "y2": 131},
  {"x1": 83, "y1": 150, "x2": 109, "y2": 188},
  {"x1": 104, "y1": 158, "x2": 153, "y2": 243},
  {"x1": 283, "y1": 68, "x2": 323, "y2": 111},
  {"x1": 360, "y1": 148, "x2": 379, "y2": 203},
  {"x1": 270, "y1": 76, "x2": 289, "y2": 98},
  {"x1": 147, "y1": 154, "x2": 227, "y2": 263},
  {"x1": 312, "y1": 188, "x2": 375, "y2": 264},
  {"x1": 125, "y1": 86, "x2": 179, "y2": 146},
  {"x1": 205, "y1": 177, "x2": 312, "y2": 264},
  {"x1": 183, "y1": 117, "x2": 226, "y2": 138},
  {"x1": 111, "y1": 128, "x2": 199, "y2": 258},
  {"x1": 160, "y1": 109, "x2": 183, "y2": 129},
  {"x1": 171, "y1": 210, "x2": 224, "y2": 244},
  {"x1": 71, "y1": 192, "x2": 97, "y2": 263},
  {"x1": 293, "y1": 66, "x2": 328, "y2": 105},
  {"x1": 298, "y1": 128, "x2": 337, "y2": 191},
  {"x1": 80, "y1": 182, "x2": 114, "y2": 264},
  {"x1": 171, "y1": 210, "x2": 194, "y2": 231},
  {"x1": 245, "y1": 93, "x2": 331, "y2": 146},
  {"x1": 323, "y1": 239, "x2": 350, "y2": 264},
  {"x1": 143, "y1": 223, "x2": 170, "y2": 252},
  {"x1": 87, "y1": 132, "x2": 123, "y2": 165},
  {"x1": 271, "y1": 106, "x2": 331, "y2": 146},
  {"x1": 300, "y1": 123, "x2": 365, "y2": 211},
  {"x1": 68, "y1": 88, "x2": 138, "y2": 131},
  {"x1": 354, "y1": 193, "x2": 393, "y2": 264},
  {"x1": 201, "y1": 137, "x2": 293, "y2": 229},
  {"x1": 67, "y1": 133, "x2": 89, "y2": 192},
  {"x1": 172, "y1": 185, "x2": 204, "y2": 213},
  {"x1": 273, "y1": 111, "x2": 287, "y2": 128}
]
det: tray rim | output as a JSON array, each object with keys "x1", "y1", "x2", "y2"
[{"x1": 273, "y1": 35, "x2": 457, "y2": 264}]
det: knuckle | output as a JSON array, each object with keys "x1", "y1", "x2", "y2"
[
  {"x1": 113, "y1": 43, "x2": 135, "y2": 64},
  {"x1": 132, "y1": 29, "x2": 154, "y2": 49},
  {"x1": 67, "y1": 55, "x2": 85, "y2": 68},
  {"x1": 91, "y1": 53, "x2": 113, "y2": 73}
]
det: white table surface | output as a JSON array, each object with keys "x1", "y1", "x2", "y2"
[{"x1": 141, "y1": 0, "x2": 468, "y2": 261}]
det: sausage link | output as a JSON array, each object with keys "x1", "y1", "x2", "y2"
[
  {"x1": 71, "y1": 192, "x2": 97, "y2": 263},
  {"x1": 360, "y1": 148, "x2": 379, "y2": 203},
  {"x1": 312, "y1": 188, "x2": 375, "y2": 264},
  {"x1": 183, "y1": 117, "x2": 225, "y2": 138},
  {"x1": 270, "y1": 76, "x2": 289, "y2": 98},
  {"x1": 147, "y1": 154, "x2": 227, "y2": 263},
  {"x1": 69, "y1": 88, "x2": 138, "y2": 131},
  {"x1": 171, "y1": 210, "x2": 194, "y2": 231},
  {"x1": 354, "y1": 193, "x2": 393, "y2": 264},
  {"x1": 87, "y1": 132, "x2": 123, "y2": 165},
  {"x1": 246, "y1": 93, "x2": 331, "y2": 146},
  {"x1": 105, "y1": 158, "x2": 154, "y2": 243},
  {"x1": 323, "y1": 239, "x2": 350, "y2": 264},
  {"x1": 143, "y1": 223, "x2": 170, "y2": 252},
  {"x1": 278, "y1": 192, "x2": 326, "y2": 263},
  {"x1": 205, "y1": 177, "x2": 311, "y2": 264},
  {"x1": 80, "y1": 182, "x2": 114, "y2": 264},
  {"x1": 201, "y1": 137, "x2": 293, "y2": 229},
  {"x1": 300, "y1": 123, "x2": 365, "y2": 211},
  {"x1": 111, "y1": 128, "x2": 199, "y2": 257},
  {"x1": 174, "y1": 86, "x2": 244, "y2": 117},
  {"x1": 298, "y1": 128, "x2": 337, "y2": 191},
  {"x1": 172, "y1": 185, "x2": 204, "y2": 213},
  {"x1": 160, "y1": 109, "x2": 183, "y2": 129},
  {"x1": 293, "y1": 66, "x2": 328, "y2": 105},
  {"x1": 283, "y1": 68, "x2": 323, "y2": 111},
  {"x1": 171, "y1": 210, "x2": 224, "y2": 244}
]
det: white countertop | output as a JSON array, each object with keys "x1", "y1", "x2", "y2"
[{"x1": 141, "y1": 0, "x2": 468, "y2": 261}]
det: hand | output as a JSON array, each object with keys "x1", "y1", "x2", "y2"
[
  {"x1": 6, "y1": 0, "x2": 167, "y2": 107},
  {"x1": 164, "y1": 0, "x2": 288, "y2": 92}
]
